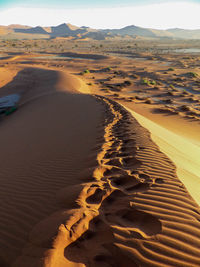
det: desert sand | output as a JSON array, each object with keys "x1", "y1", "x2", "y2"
[{"x1": 0, "y1": 49, "x2": 200, "y2": 267}]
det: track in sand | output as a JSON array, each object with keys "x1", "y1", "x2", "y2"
[{"x1": 0, "y1": 65, "x2": 199, "y2": 267}]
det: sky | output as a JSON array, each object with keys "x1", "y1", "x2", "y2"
[{"x1": 0, "y1": 0, "x2": 200, "y2": 29}]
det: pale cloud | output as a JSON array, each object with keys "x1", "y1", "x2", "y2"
[{"x1": 0, "y1": 2, "x2": 199, "y2": 29}]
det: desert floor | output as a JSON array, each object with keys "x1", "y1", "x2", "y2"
[{"x1": 0, "y1": 47, "x2": 200, "y2": 267}]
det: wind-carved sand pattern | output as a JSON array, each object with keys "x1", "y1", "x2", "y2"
[
  {"x1": 63, "y1": 97, "x2": 200, "y2": 267},
  {"x1": 12, "y1": 95, "x2": 200, "y2": 266}
]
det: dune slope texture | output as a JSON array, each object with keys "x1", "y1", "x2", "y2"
[
  {"x1": 0, "y1": 67, "x2": 200, "y2": 267},
  {"x1": 0, "y1": 68, "x2": 104, "y2": 266},
  {"x1": 57, "y1": 97, "x2": 200, "y2": 267}
]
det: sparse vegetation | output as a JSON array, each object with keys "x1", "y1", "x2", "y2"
[
  {"x1": 84, "y1": 69, "x2": 90, "y2": 74},
  {"x1": 141, "y1": 78, "x2": 156, "y2": 86},
  {"x1": 102, "y1": 67, "x2": 112, "y2": 72},
  {"x1": 186, "y1": 72, "x2": 198, "y2": 78},
  {"x1": 141, "y1": 78, "x2": 149, "y2": 85},
  {"x1": 150, "y1": 80, "x2": 156, "y2": 85}
]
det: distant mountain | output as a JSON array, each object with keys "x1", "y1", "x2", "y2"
[
  {"x1": 103, "y1": 25, "x2": 155, "y2": 37},
  {"x1": 50, "y1": 23, "x2": 87, "y2": 37},
  {"x1": 0, "y1": 23, "x2": 200, "y2": 40},
  {"x1": 103, "y1": 25, "x2": 174, "y2": 38},
  {"x1": 14, "y1": 26, "x2": 48, "y2": 34},
  {"x1": 11, "y1": 23, "x2": 87, "y2": 37},
  {"x1": 167, "y1": 28, "x2": 200, "y2": 39}
]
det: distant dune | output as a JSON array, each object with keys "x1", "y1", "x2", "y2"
[{"x1": 1, "y1": 23, "x2": 200, "y2": 40}]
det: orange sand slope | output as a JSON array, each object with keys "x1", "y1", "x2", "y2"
[
  {"x1": 0, "y1": 68, "x2": 104, "y2": 266},
  {"x1": 0, "y1": 67, "x2": 200, "y2": 267}
]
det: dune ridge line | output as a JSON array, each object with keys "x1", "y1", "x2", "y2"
[
  {"x1": 0, "y1": 65, "x2": 199, "y2": 267},
  {"x1": 14, "y1": 94, "x2": 200, "y2": 267}
]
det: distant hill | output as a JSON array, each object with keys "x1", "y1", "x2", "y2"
[
  {"x1": 50, "y1": 23, "x2": 87, "y2": 37},
  {"x1": 0, "y1": 23, "x2": 200, "y2": 40},
  {"x1": 14, "y1": 26, "x2": 48, "y2": 35},
  {"x1": 103, "y1": 25, "x2": 155, "y2": 37},
  {"x1": 167, "y1": 28, "x2": 200, "y2": 39}
]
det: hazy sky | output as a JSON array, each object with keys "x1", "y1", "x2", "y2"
[{"x1": 0, "y1": 0, "x2": 200, "y2": 29}]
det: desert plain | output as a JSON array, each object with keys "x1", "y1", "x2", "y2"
[{"x1": 0, "y1": 37, "x2": 200, "y2": 267}]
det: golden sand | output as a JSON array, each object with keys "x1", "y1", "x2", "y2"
[{"x1": 0, "y1": 54, "x2": 199, "y2": 266}]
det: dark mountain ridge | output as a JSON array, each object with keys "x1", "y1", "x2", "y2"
[{"x1": 1, "y1": 23, "x2": 200, "y2": 40}]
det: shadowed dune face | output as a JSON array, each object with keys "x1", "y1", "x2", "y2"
[
  {"x1": 0, "y1": 68, "x2": 104, "y2": 265},
  {"x1": 0, "y1": 67, "x2": 82, "y2": 100}
]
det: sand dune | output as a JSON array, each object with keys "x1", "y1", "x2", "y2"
[
  {"x1": 0, "y1": 68, "x2": 104, "y2": 266},
  {"x1": 125, "y1": 107, "x2": 200, "y2": 206},
  {"x1": 15, "y1": 96, "x2": 200, "y2": 266},
  {"x1": 0, "y1": 64, "x2": 200, "y2": 267}
]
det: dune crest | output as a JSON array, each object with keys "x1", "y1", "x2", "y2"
[
  {"x1": 14, "y1": 95, "x2": 200, "y2": 267},
  {"x1": 0, "y1": 64, "x2": 200, "y2": 267}
]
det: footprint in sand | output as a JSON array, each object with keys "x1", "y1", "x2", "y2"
[
  {"x1": 106, "y1": 208, "x2": 162, "y2": 237},
  {"x1": 110, "y1": 175, "x2": 138, "y2": 186},
  {"x1": 121, "y1": 156, "x2": 141, "y2": 169},
  {"x1": 86, "y1": 187, "x2": 106, "y2": 205},
  {"x1": 105, "y1": 158, "x2": 122, "y2": 168},
  {"x1": 103, "y1": 166, "x2": 127, "y2": 178}
]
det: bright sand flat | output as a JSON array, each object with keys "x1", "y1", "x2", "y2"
[{"x1": 124, "y1": 106, "x2": 200, "y2": 206}]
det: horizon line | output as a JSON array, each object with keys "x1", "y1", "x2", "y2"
[{"x1": 0, "y1": 22, "x2": 200, "y2": 31}]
